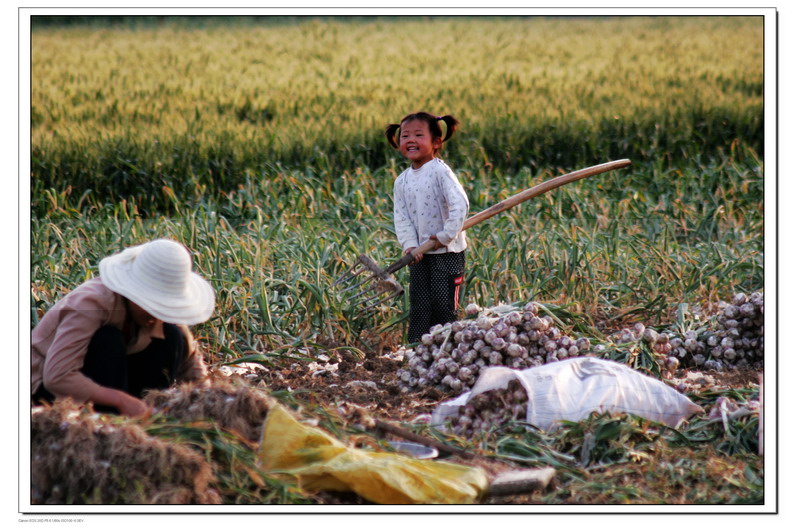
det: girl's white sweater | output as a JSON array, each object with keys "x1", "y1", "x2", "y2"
[{"x1": 393, "y1": 158, "x2": 469, "y2": 254}]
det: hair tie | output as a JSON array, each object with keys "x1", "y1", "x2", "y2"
[{"x1": 436, "y1": 116, "x2": 443, "y2": 120}]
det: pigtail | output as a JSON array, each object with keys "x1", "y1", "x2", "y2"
[
  {"x1": 385, "y1": 123, "x2": 401, "y2": 149},
  {"x1": 437, "y1": 115, "x2": 460, "y2": 143}
]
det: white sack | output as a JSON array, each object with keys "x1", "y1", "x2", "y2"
[{"x1": 431, "y1": 357, "x2": 704, "y2": 431}]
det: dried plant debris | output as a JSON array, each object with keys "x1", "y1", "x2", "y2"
[
  {"x1": 706, "y1": 395, "x2": 761, "y2": 421},
  {"x1": 145, "y1": 379, "x2": 273, "y2": 443},
  {"x1": 31, "y1": 400, "x2": 220, "y2": 505}
]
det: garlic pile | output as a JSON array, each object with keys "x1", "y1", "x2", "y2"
[
  {"x1": 396, "y1": 302, "x2": 590, "y2": 395},
  {"x1": 663, "y1": 291, "x2": 764, "y2": 370},
  {"x1": 598, "y1": 290, "x2": 764, "y2": 373},
  {"x1": 397, "y1": 290, "x2": 762, "y2": 395},
  {"x1": 707, "y1": 291, "x2": 764, "y2": 368},
  {"x1": 596, "y1": 322, "x2": 679, "y2": 373},
  {"x1": 445, "y1": 379, "x2": 528, "y2": 438}
]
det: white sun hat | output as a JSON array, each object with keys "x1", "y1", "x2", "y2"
[{"x1": 99, "y1": 239, "x2": 215, "y2": 325}]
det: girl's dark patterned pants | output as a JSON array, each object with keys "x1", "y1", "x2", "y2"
[{"x1": 407, "y1": 251, "x2": 466, "y2": 344}]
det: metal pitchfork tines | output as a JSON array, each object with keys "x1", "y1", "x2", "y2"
[
  {"x1": 334, "y1": 159, "x2": 632, "y2": 313},
  {"x1": 334, "y1": 254, "x2": 408, "y2": 312}
]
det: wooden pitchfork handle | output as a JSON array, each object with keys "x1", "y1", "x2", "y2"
[
  {"x1": 383, "y1": 159, "x2": 632, "y2": 275},
  {"x1": 374, "y1": 420, "x2": 558, "y2": 496},
  {"x1": 374, "y1": 419, "x2": 476, "y2": 459}
]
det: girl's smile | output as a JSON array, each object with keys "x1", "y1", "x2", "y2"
[{"x1": 399, "y1": 119, "x2": 442, "y2": 169}]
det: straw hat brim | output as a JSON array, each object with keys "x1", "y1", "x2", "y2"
[{"x1": 99, "y1": 245, "x2": 215, "y2": 325}]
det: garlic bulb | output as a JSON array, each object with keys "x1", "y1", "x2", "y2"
[{"x1": 465, "y1": 303, "x2": 482, "y2": 317}]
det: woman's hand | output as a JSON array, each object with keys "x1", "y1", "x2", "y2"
[
  {"x1": 115, "y1": 394, "x2": 151, "y2": 418},
  {"x1": 90, "y1": 386, "x2": 151, "y2": 418}
]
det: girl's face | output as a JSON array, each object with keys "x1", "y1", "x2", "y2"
[{"x1": 399, "y1": 119, "x2": 442, "y2": 169}]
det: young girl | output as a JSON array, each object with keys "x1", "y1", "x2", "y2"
[
  {"x1": 31, "y1": 239, "x2": 215, "y2": 417},
  {"x1": 386, "y1": 112, "x2": 469, "y2": 343}
]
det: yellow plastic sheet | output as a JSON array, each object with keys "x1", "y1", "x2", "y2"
[{"x1": 258, "y1": 404, "x2": 489, "y2": 504}]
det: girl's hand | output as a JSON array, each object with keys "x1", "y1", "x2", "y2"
[
  {"x1": 429, "y1": 235, "x2": 445, "y2": 250},
  {"x1": 406, "y1": 236, "x2": 446, "y2": 264},
  {"x1": 405, "y1": 247, "x2": 423, "y2": 263}
]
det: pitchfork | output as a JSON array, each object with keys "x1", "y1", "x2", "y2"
[{"x1": 334, "y1": 159, "x2": 632, "y2": 312}]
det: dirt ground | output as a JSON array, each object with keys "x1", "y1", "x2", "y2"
[
  {"x1": 217, "y1": 348, "x2": 437, "y2": 422},
  {"x1": 216, "y1": 348, "x2": 763, "y2": 427},
  {"x1": 213, "y1": 349, "x2": 762, "y2": 505},
  {"x1": 32, "y1": 347, "x2": 761, "y2": 506}
]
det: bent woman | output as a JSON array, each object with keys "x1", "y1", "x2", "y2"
[{"x1": 31, "y1": 239, "x2": 215, "y2": 417}]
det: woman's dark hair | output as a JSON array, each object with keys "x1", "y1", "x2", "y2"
[{"x1": 385, "y1": 112, "x2": 460, "y2": 149}]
